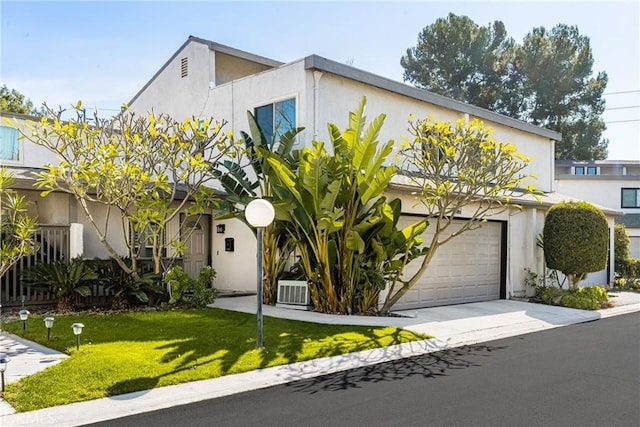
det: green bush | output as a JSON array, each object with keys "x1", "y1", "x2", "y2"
[
  {"x1": 614, "y1": 277, "x2": 640, "y2": 292},
  {"x1": 625, "y1": 258, "x2": 640, "y2": 279},
  {"x1": 543, "y1": 201, "x2": 609, "y2": 289},
  {"x1": 561, "y1": 286, "x2": 610, "y2": 310},
  {"x1": 534, "y1": 284, "x2": 610, "y2": 310},
  {"x1": 21, "y1": 257, "x2": 96, "y2": 311},
  {"x1": 91, "y1": 258, "x2": 163, "y2": 309},
  {"x1": 614, "y1": 224, "x2": 630, "y2": 274},
  {"x1": 534, "y1": 285, "x2": 564, "y2": 306},
  {"x1": 164, "y1": 265, "x2": 217, "y2": 308}
]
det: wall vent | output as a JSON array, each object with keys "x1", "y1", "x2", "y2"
[{"x1": 180, "y1": 57, "x2": 188, "y2": 78}]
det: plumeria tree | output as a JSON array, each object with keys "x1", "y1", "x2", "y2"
[
  {"x1": 17, "y1": 103, "x2": 241, "y2": 278},
  {"x1": 381, "y1": 117, "x2": 536, "y2": 312},
  {"x1": 0, "y1": 167, "x2": 38, "y2": 279}
]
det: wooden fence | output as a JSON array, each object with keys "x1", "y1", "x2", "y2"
[{"x1": 1, "y1": 225, "x2": 70, "y2": 308}]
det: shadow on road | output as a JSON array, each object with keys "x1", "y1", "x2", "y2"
[{"x1": 287, "y1": 343, "x2": 506, "y2": 394}]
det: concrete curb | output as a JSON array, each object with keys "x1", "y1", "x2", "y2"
[{"x1": 0, "y1": 295, "x2": 638, "y2": 425}]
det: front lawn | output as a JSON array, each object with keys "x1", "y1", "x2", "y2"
[{"x1": 2, "y1": 308, "x2": 427, "y2": 412}]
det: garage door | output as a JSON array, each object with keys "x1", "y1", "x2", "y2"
[{"x1": 393, "y1": 216, "x2": 504, "y2": 310}]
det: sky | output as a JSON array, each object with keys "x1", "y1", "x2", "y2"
[{"x1": 1, "y1": 0, "x2": 639, "y2": 160}]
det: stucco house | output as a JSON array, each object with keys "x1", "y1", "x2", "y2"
[
  {"x1": 124, "y1": 35, "x2": 619, "y2": 308},
  {"x1": 1, "y1": 36, "x2": 619, "y2": 310},
  {"x1": 555, "y1": 160, "x2": 640, "y2": 258}
]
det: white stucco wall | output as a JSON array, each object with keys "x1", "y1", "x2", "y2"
[
  {"x1": 211, "y1": 217, "x2": 257, "y2": 292},
  {"x1": 310, "y1": 71, "x2": 555, "y2": 193},
  {"x1": 1, "y1": 114, "x2": 61, "y2": 169},
  {"x1": 123, "y1": 47, "x2": 564, "y2": 298},
  {"x1": 128, "y1": 41, "x2": 212, "y2": 119}
]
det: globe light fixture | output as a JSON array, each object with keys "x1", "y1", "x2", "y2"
[
  {"x1": 245, "y1": 199, "x2": 275, "y2": 348},
  {"x1": 44, "y1": 317, "x2": 55, "y2": 340},
  {"x1": 72, "y1": 323, "x2": 84, "y2": 350},
  {"x1": 0, "y1": 353, "x2": 10, "y2": 393},
  {"x1": 19, "y1": 309, "x2": 29, "y2": 330}
]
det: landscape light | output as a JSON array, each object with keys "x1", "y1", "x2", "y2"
[
  {"x1": 44, "y1": 317, "x2": 55, "y2": 340},
  {"x1": 245, "y1": 199, "x2": 275, "y2": 348},
  {"x1": 72, "y1": 323, "x2": 84, "y2": 350}
]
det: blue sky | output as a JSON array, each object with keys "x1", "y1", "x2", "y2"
[{"x1": 1, "y1": 0, "x2": 638, "y2": 159}]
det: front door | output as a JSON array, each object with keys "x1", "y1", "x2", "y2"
[{"x1": 182, "y1": 215, "x2": 211, "y2": 279}]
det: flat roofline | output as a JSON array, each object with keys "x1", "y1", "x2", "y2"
[
  {"x1": 304, "y1": 55, "x2": 562, "y2": 142},
  {"x1": 555, "y1": 159, "x2": 640, "y2": 165}
]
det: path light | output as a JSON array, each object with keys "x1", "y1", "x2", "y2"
[
  {"x1": 72, "y1": 323, "x2": 84, "y2": 350},
  {"x1": 44, "y1": 317, "x2": 55, "y2": 340},
  {"x1": 245, "y1": 199, "x2": 275, "y2": 348},
  {"x1": 19, "y1": 309, "x2": 29, "y2": 330},
  {"x1": 0, "y1": 353, "x2": 10, "y2": 393}
]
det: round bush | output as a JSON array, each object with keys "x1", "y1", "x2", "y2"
[{"x1": 543, "y1": 201, "x2": 608, "y2": 277}]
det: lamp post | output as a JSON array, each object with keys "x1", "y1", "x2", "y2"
[
  {"x1": 245, "y1": 199, "x2": 275, "y2": 348},
  {"x1": 44, "y1": 317, "x2": 55, "y2": 340},
  {"x1": 0, "y1": 353, "x2": 10, "y2": 393},
  {"x1": 72, "y1": 323, "x2": 84, "y2": 350},
  {"x1": 19, "y1": 309, "x2": 29, "y2": 330}
]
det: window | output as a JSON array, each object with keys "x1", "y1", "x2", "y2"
[
  {"x1": 574, "y1": 166, "x2": 597, "y2": 175},
  {"x1": 254, "y1": 98, "x2": 296, "y2": 145},
  {"x1": 0, "y1": 126, "x2": 19, "y2": 161},
  {"x1": 621, "y1": 188, "x2": 640, "y2": 208},
  {"x1": 129, "y1": 221, "x2": 166, "y2": 258}
]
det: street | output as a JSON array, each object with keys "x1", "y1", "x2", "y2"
[{"x1": 88, "y1": 313, "x2": 640, "y2": 427}]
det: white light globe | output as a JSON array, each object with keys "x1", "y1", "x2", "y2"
[{"x1": 245, "y1": 199, "x2": 275, "y2": 228}]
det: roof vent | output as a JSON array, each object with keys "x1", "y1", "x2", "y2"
[{"x1": 181, "y1": 57, "x2": 188, "y2": 78}]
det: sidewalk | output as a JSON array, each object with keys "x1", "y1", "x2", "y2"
[{"x1": 0, "y1": 291, "x2": 638, "y2": 426}]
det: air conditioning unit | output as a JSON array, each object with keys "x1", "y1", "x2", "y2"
[{"x1": 277, "y1": 280, "x2": 311, "y2": 310}]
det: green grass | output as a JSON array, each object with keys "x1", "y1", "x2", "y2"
[{"x1": 1, "y1": 308, "x2": 428, "y2": 412}]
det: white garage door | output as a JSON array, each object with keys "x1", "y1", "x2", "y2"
[{"x1": 393, "y1": 216, "x2": 504, "y2": 310}]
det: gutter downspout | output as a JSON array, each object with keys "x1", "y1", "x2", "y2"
[{"x1": 313, "y1": 71, "x2": 323, "y2": 141}]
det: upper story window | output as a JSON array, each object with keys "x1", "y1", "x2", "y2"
[
  {"x1": 574, "y1": 166, "x2": 597, "y2": 175},
  {"x1": 254, "y1": 98, "x2": 296, "y2": 145},
  {"x1": 0, "y1": 126, "x2": 20, "y2": 162},
  {"x1": 622, "y1": 188, "x2": 640, "y2": 208}
]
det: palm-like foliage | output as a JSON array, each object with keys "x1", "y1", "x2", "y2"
[
  {"x1": 22, "y1": 257, "x2": 97, "y2": 311},
  {"x1": 212, "y1": 112, "x2": 304, "y2": 304},
  {"x1": 262, "y1": 97, "x2": 427, "y2": 313}
]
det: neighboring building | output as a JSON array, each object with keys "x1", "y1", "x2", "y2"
[
  {"x1": 556, "y1": 160, "x2": 640, "y2": 258},
  {"x1": 0, "y1": 111, "x2": 82, "y2": 306},
  {"x1": 0, "y1": 111, "x2": 211, "y2": 307}
]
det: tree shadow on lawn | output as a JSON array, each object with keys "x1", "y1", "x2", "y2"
[
  {"x1": 287, "y1": 344, "x2": 506, "y2": 394},
  {"x1": 79, "y1": 308, "x2": 426, "y2": 397}
]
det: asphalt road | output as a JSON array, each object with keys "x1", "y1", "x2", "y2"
[{"x1": 88, "y1": 313, "x2": 640, "y2": 427}]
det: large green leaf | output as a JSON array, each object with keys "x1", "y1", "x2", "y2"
[{"x1": 345, "y1": 229, "x2": 365, "y2": 253}]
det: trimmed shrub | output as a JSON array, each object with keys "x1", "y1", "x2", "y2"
[
  {"x1": 614, "y1": 224, "x2": 630, "y2": 275},
  {"x1": 625, "y1": 258, "x2": 640, "y2": 279},
  {"x1": 543, "y1": 201, "x2": 608, "y2": 289}
]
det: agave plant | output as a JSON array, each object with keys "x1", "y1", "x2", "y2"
[
  {"x1": 22, "y1": 257, "x2": 97, "y2": 311},
  {"x1": 91, "y1": 258, "x2": 162, "y2": 309}
]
